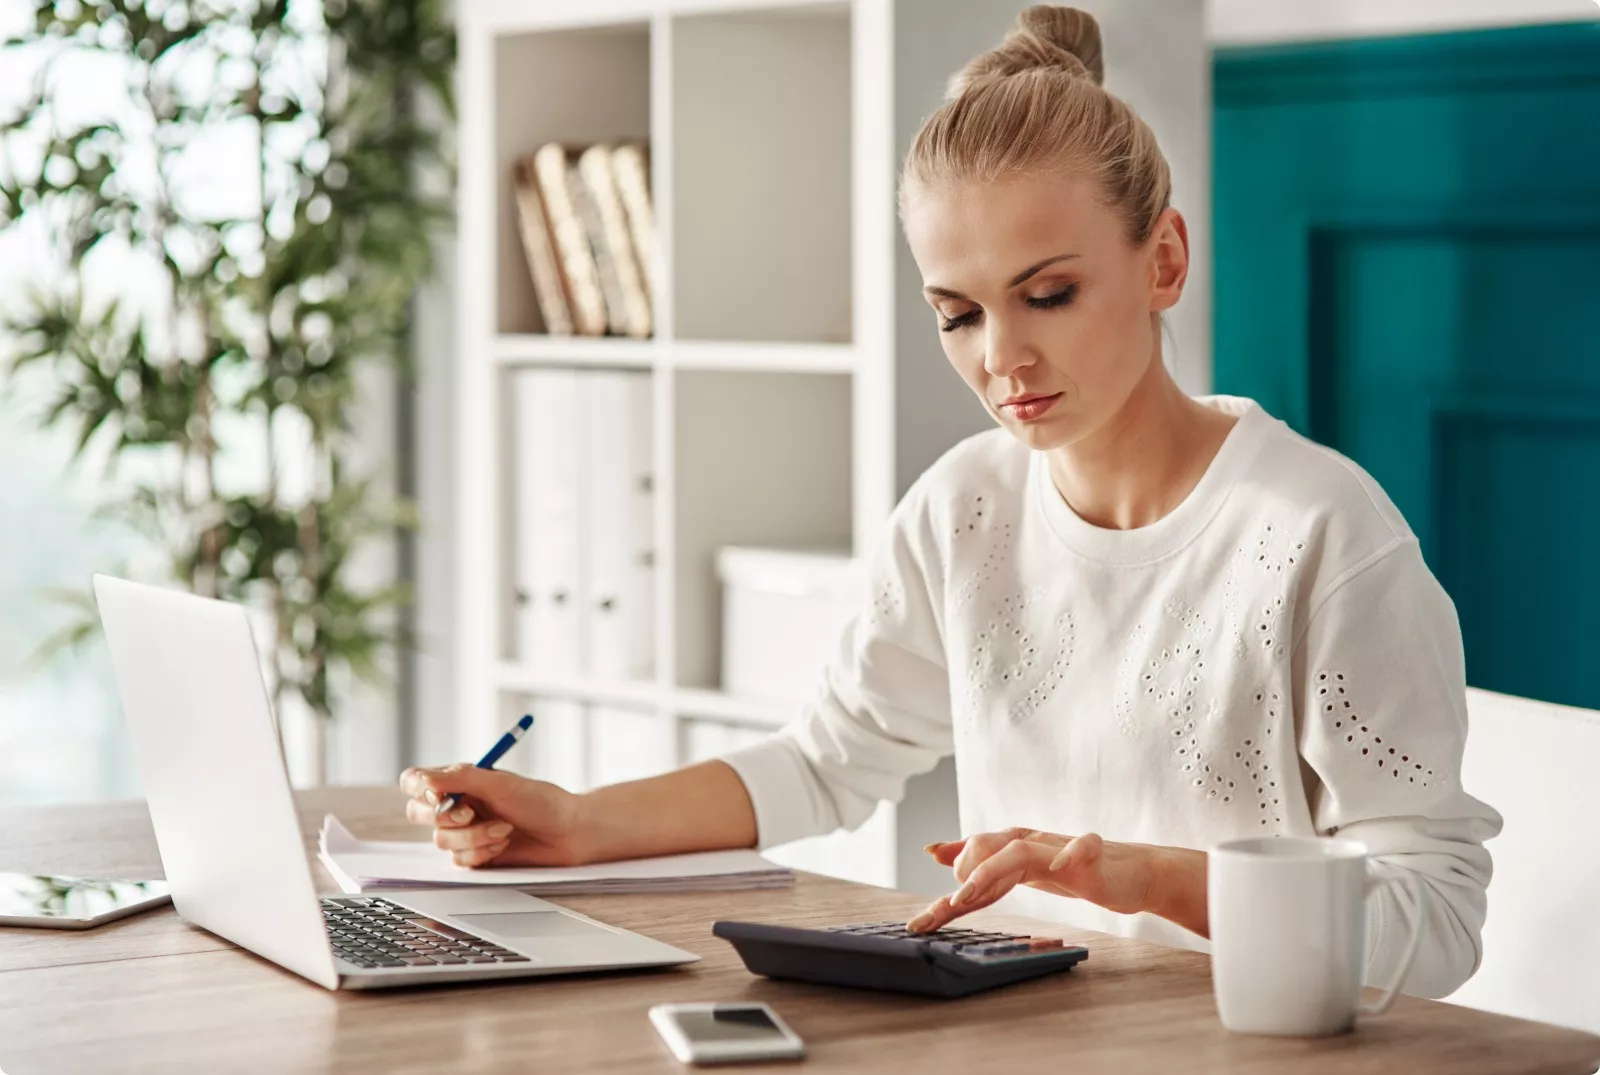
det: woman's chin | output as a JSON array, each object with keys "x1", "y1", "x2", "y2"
[{"x1": 1000, "y1": 412, "x2": 1078, "y2": 452}]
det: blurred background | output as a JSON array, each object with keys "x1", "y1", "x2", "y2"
[{"x1": 1, "y1": 0, "x2": 1595, "y2": 893}]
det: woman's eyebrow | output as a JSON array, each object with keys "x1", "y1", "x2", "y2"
[
  {"x1": 922, "y1": 253, "x2": 1082, "y2": 301},
  {"x1": 1007, "y1": 253, "x2": 1080, "y2": 287}
]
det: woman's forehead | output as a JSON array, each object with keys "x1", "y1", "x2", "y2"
[{"x1": 904, "y1": 174, "x2": 1114, "y2": 278}]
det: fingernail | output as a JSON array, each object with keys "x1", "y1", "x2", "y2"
[
  {"x1": 1048, "y1": 849, "x2": 1072, "y2": 872},
  {"x1": 450, "y1": 806, "x2": 472, "y2": 823},
  {"x1": 907, "y1": 913, "x2": 934, "y2": 932},
  {"x1": 424, "y1": 788, "x2": 439, "y2": 806},
  {"x1": 951, "y1": 881, "x2": 976, "y2": 907},
  {"x1": 487, "y1": 821, "x2": 513, "y2": 839},
  {"x1": 923, "y1": 842, "x2": 942, "y2": 855}
]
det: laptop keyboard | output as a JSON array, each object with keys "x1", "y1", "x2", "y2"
[{"x1": 320, "y1": 896, "x2": 531, "y2": 970}]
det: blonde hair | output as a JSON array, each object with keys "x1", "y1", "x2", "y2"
[{"x1": 900, "y1": 5, "x2": 1172, "y2": 247}]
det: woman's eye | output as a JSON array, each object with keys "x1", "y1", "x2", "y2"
[
  {"x1": 939, "y1": 308, "x2": 981, "y2": 333},
  {"x1": 1025, "y1": 284, "x2": 1078, "y2": 310}
]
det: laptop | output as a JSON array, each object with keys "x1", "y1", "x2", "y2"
[{"x1": 93, "y1": 574, "x2": 699, "y2": 990}]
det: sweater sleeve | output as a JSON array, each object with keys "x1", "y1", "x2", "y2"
[
  {"x1": 1294, "y1": 539, "x2": 1503, "y2": 999},
  {"x1": 718, "y1": 480, "x2": 954, "y2": 849}
]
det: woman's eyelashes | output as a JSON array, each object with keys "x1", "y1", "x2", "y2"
[
  {"x1": 940, "y1": 308, "x2": 981, "y2": 333},
  {"x1": 937, "y1": 284, "x2": 1079, "y2": 333},
  {"x1": 1025, "y1": 283, "x2": 1078, "y2": 310}
]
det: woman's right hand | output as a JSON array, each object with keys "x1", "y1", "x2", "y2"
[{"x1": 399, "y1": 764, "x2": 589, "y2": 869}]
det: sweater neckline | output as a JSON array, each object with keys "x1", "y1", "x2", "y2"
[{"x1": 1031, "y1": 395, "x2": 1272, "y2": 565}]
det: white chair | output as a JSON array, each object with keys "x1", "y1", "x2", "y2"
[{"x1": 1444, "y1": 687, "x2": 1600, "y2": 1035}]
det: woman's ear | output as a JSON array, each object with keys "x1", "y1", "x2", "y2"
[{"x1": 1148, "y1": 207, "x2": 1189, "y2": 314}]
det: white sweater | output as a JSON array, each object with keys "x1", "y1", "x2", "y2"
[{"x1": 722, "y1": 395, "x2": 1502, "y2": 999}]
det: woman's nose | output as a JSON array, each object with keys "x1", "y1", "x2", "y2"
[{"x1": 983, "y1": 319, "x2": 1036, "y2": 380}]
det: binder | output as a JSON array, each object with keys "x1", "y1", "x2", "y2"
[
  {"x1": 587, "y1": 706, "x2": 675, "y2": 787},
  {"x1": 683, "y1": 719, "x2": 767, "y2": 765},
  {"x1": 514, "y1": 369, "x2": 586, "y2": 676},
  {"x1": 521, "y1": 697, "x2": 590, "y2": 792},
  {"x1": 581, "y1": 371, "x2": 655, "y2": 682},
  {"x1": 511, "y1": 372, "x2": 542, "y2": 664}
]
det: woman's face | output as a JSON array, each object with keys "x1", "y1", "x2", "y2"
[{"x1": 902, "y1": 173, "x2": 1186, "y2": 452}]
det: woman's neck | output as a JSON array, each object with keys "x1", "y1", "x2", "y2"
[{"x1": 1045, "y1": 358, "x2": 1237, "y2": 532}]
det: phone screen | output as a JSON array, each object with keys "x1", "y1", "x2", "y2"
[
  {"x1": 0, "y1": 874, "x2": 170, "y2": 920},
  {"x1": 671, "y1": 1005, "x2": 789, "y2": 1045}
]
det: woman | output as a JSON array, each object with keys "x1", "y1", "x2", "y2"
[{"x1": 402, "y1": 6, "x2": 1499, "y2": 998}]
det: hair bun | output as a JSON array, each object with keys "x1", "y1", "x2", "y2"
[{"x1": 947, "y1": 5, "x2": 1104, "y2": 99}]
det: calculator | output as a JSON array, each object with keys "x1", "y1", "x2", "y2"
[{"x1": 712, "y1": 920, "x2": 1089, "y2": 999}]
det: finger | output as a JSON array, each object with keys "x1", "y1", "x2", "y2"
[
  {"x1": 1046, "y1": 832, "x2": 1103, "y2": 874},
  {"x1": 401, "y1": 763, "x2": 519, "y2": 805},
  {"x1": 951, "y1": 836, "x2": 1060, "y2": 911},
  {"x1": 949, "y1": 832, "x2": 1008, "y2": 882},
  {"x1": 951, "y1": 827, "x2": 1040, "y2": 882},
  {"x1": 406, "y1": 798, "x2": 475, "y2": 828},
  {"x1": 907, "y1": 893, "x2": 958, "y2": 933},
  {"x1": 399, "y1": 767, "x2": 438, "y2": 800},
  {"x1": 452, "y1": 840, "x2": 509, "y2": 869},
  {"x1": 433, "y1": 820, "x2": 514, "y2": 853},
  {"x1": 923, "y1": 839, "x2": 967, "y2": 866}
]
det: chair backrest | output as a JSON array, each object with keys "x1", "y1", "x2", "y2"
[{"x1": 1444, "y1": 687, "x2": 1600, "y2": 1034}]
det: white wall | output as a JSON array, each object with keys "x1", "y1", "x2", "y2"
[
  {"x1": 1094, "y1": 0, "x2": 1212, "y2": 400},
  {"x1": 1208, "y1": 0, "x2": 1598, "y2": 46}
]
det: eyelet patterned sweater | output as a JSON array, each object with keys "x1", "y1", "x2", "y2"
[{"x1": 721, "y1": 395, "x2": 1502, "y2": 998}]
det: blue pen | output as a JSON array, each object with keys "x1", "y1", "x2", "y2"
[{"x1": 434, "y1": 713, "x2": 534, "y2": 818}]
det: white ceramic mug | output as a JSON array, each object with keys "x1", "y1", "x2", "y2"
[{"x1": 1209, "y1": 836, "x2": 1425, "y2": 1036}]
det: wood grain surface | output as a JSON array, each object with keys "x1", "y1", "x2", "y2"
[{"x1": 0, "y1": 787, "x2": 1594, "y2": 1075}]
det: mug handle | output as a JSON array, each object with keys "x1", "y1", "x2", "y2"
[{"x1": 1358, "y1": 871, "x2": 1426, "y2": 1016}]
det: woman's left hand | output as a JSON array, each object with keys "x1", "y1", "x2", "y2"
[{"x1": 907, "y1": 827, "x2": 1202, "y2": 934}]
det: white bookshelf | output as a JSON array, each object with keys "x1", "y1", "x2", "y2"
[{"x1": 454, "y1": 0, "x2": 1210, "y2": 894}]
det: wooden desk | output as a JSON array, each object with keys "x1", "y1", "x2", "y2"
[{"x1": 1, "y1": 787, "x2": 1595, "y2": 1075}]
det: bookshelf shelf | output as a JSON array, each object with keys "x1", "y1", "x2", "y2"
[
  {"x1": 491, "y1": 336, "x2": 855, "y2": 374},
  {"x1": 668, "y1": 687, "x2": 795, "y2": 729},
  {"x1": 668, "y1": 340, "x2": 855, "y2": 374},
  {"x1": 491, "y1": 670, "x2": 797, "y2": 732},
  {"x1": 496, "y1": 664, "x2": 662, "y2": 711},
  {"x1": 493, "y1": 335, "x2": 660, "y2": 369}
]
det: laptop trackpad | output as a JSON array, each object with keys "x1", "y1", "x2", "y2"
[{"x1": 452, "y1": 911, "x2": 611, "y2": 940}]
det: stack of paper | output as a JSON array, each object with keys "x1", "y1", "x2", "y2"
[{"x1": 317, "y1": 816, "x2": 793, "y2": 896}]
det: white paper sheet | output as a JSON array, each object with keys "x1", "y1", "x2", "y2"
[{"x1": 317, "y1": 815, "x2": 793, "y2": 896}]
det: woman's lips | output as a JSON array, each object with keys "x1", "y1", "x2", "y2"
[{"x1": 999, "y1": 392, "x2": 1063, "y2": 422}]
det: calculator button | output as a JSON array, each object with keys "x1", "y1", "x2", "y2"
[{"x1": 968, "y1": 943, "x2": 1032, "y2": 957}]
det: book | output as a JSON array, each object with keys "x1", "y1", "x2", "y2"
[
  {"x1": 532, "y1": 142, "x2": 607, "y2": 337},
  {"x1": 318, "y1": 815, "x2": 794, "y2": 895},
  {"x1": 510, "y1": 155, "x2": 574, "y2": 336},
  {"x1": 611, "y1": 143, "x2": 657, "y2": 310},
  {"x1": 577, "y1": 144, "x2": 652, "y2": 338}
]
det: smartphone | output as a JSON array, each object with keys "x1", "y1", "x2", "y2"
[
  {"x1": 0, "y1": 873, "x2": 172, "y2": 930},
  {"x1": 649, "y1": 1002, "x2": 806, "y2": 1065}
]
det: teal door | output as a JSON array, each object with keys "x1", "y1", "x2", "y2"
[{"x1": 1214, "y1": 23, "x2": 1600, "y2": 710}]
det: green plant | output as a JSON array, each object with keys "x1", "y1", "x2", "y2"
[{"x1": 0, "y1": 0, "x2": 455, "y2": 779}]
